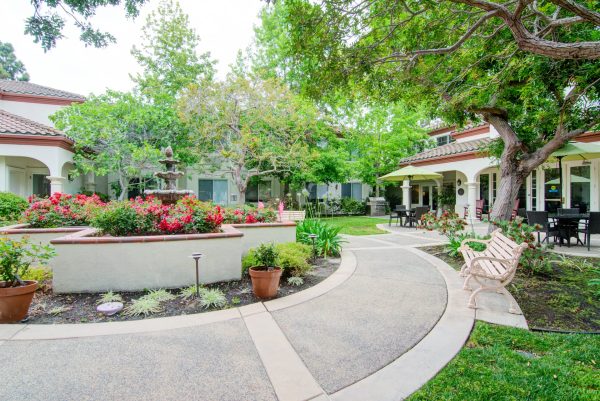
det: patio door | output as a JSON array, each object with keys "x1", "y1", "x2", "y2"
[
  {"x1": 569, "y1": 165, "x2": 591, "y2": 212},
  {"x1": 544, "y1": 167, "x2": 561, "y2": 213},
  {"x1": 8, "y1": 167, "x2": 25, "y2": 197}
]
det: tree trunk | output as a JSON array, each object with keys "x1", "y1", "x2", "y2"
[
  {"x1": 238, "y1": 190, "x2": 246, "y2": 205},
  {"x1": 489, "y1": 165, "x2": 524, "y2": 222},
  {"x1": 118, "y1": 174, "x2": 128, "y2": 201}
]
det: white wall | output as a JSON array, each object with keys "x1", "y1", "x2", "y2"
[{"x1": 0, "y1": 100, "x2": 64, "y2": 127}]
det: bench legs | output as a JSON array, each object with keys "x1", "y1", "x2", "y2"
[{"x1": 463, "y1": 274, "x2": 521, "y2": 315}]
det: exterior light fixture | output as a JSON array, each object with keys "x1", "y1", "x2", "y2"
[
  {"x1": 190, "y1": 252, "x2": 203, "y2": 298},
  {"x1": 308, "y1": 234, "x2": 318, "y2": 261}
]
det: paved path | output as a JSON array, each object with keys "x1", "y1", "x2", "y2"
[{"x1": 0, "y1": 230, "x2": 523, "y2": 401}]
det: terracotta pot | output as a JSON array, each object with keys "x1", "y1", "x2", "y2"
[
  {"x1": 249, "y1": 267, "x2": 282, "y2": 299},
  {"x1": 0, "y1": 281, "x2": 38, "y2": 323}
]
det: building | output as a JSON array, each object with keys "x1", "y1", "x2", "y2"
[
  {"x1": 0, "y1": 80, "x2": 108, "y2": 197},
  {"x1": 397, "y1": 123, "x2": 600, "y2": 217}
]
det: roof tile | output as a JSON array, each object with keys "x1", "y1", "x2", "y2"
[
  {"x1": 0, "y1": 109, "x2": 65, "y2": 137},
  {"x1": 0, "y1": 79, "x2": 85, "y2": 101},
  {"x1": 400, "y1": 137, "x2": 492, "y2": 164}
]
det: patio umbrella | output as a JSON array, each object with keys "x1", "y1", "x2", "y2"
[
  {"x1": 548, "y1": 142, "x2": 600, "y2": 206},
  {"x1": 378, "y1": 165, "x2": 442, "y2": 207},
  {"x1": 546, "y1": 175, "x2": 590, "y2": 185}
]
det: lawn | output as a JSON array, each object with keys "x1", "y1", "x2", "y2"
[
  {"x1": 319, "y1": 216, "x2": 389, "y2": 235},
  {"x1": 408, "y1": 322, "x2": 600, "y2": 401}
]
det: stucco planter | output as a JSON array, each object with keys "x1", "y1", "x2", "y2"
[
  {"x1": 231, "y1": 221, "x2": 296, "y2": 255},
  {"x1": 0, "y1": 224, "x2": 89, "y2": 248},
  {"x1": 49, "y1": 226, "x2": 244, "y2": 293}
]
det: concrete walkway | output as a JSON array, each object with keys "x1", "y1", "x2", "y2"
[{"x1": 0, "y1": 231, "x2": 524, "y2": 401}]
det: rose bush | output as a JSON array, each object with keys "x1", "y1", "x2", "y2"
[
  {"x1": 24, "y1": 192, "x2": 105, "y2": 228},
  {"x1": 222, "y1": 203, "x2": 277, "y2": 224}
]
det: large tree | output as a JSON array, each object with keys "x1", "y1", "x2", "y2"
[
  {"x1": 258, "y1": 0, "x2": 600, "y2": 221},
  {"x1": 178, "y1": 60, "x2": 319, "y2": 204},
  {"x1": 24, "y1": 0, "x2": 148, "y2": 51},
  {"x1": 130, "y1": 0, "x2": 215, "y2": 102},
  {"x1": 0, "y1": 42, "x2": 30, "y2": 81}
]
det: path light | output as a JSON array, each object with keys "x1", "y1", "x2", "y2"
[
  {"x1": 308, "y1": 234, "x2": 318, "y2": 262},
  {"x1": 190, "y1": 252, "x2": 203, "y2": 298}
]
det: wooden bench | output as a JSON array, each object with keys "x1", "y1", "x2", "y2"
[
  {"x1": 459, "y1": 228, "x2": 528, "y2": 314},
  {"x1": 280, "y1": 210, "x2": 306, "y2": 221}
]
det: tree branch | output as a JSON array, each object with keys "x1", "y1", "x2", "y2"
[{"x1": 549, "y1": 0, "x2": 600, "y2": 26}]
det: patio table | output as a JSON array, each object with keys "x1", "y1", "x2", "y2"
[
  {"x1": 400, "y1": 209, "x2": 416, "y2": 227},
  {"x1": 551, "y1": 214, "x2": 589, "y2": 247}
]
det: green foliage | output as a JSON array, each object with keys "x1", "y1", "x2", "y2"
[
  {"x1": 78, "y1": 191, "x2": 110, "y2": 203},
  {"x1": 589, "y1": 269, "x2": 600, "y2": 298},
  {"x1": 0, "y1": 41, "x2": 29, "y2": 81},
  {"x1": 287, "y1": 276, "x2": 304, "y2": 286},
  {"x1": 199, "y1": 288, "x2": 227, "y2": 309},
  {"x1": 420, "y1": 211, "x2": 467, "y2": 239},
  {"x1": 231, "y1": 296, "x2": 241, "y2": 305},
  {"x1": 91, "y1": 201, "x2": 154, "y2": 237},
  {"x1": 178, "y1": 57, "x2": 319, "y2": 203},
  {"x1": 0, "y1": 237, "x2": 55, "y2": 287},
  {"x1": 49, "y1": 305, "x2": 72, "y2": 316},
  {"x1": 409, "y1": 322, "x2": 600, "y2": 401},
  {"x1": 340, "y1": 198, "x2": 366, "y2": 216},
  {"x1": 447, "y1": 233, "x2": 488, "y2": 258},
  {"x1": 276, "y1": 242, "x2": 312, "y2": 277},
  {"x1": 97, "y1": 291, "x2": 123, "y2": 305},
  {"x1": 179, "y1": 285, "x2": 201, "y2": 300},
  {"x1": 144, "y1": 289, "x2": 176, "y2": 303},
  {"x1": 21, "y1": 268, "x2": 53, "y2": 287},
  {"x1": 436, "y1": 186, "x2": 456, "y2": 209},
  {"x1": 296, "y1": 219, "x2": 344, "y2": 257},
  {"x1": 492, "y1": 218, "x2": 552, "y2": 275},
  {"x1": 124, "y1": 296, "x2": 162, "y2": 317},
  {"x1": 131, "y1": 0, "x2": 215, "y2": 101},
  {"x1": 0, "y1": 192, "x2": 28, "y2": 224},
  {"x1": 24, "y1": 0, "x2": 148, "y2": 51},
  {"x1": 254, "y1": 242, "x2": 279, "y2": 269}
]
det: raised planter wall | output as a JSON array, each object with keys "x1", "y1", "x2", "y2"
[
  {"x1": 0, "y1": 224, "x2": 88, "y2": 247},
  {"x1": 231, "y1": 221, "x2": 296, "y2": 255},
  {"x1": 50, "y1": 226, "x2": 243, "y2": 293}
]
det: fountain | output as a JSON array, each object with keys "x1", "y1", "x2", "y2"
[{"x1": 144, "y1": 146, "x2": 194, "y2": 205}]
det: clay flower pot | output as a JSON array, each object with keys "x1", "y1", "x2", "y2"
[
  {"x1": 249, "y1": 267, "x2": 282, "y2": 299},
  {"x1": 0, "y1": 281, "x2": 38, "y2": 323}
]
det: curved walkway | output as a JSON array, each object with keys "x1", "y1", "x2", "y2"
[{"x1": 1, "y1": 233, "x2": 502, "y2": 401}]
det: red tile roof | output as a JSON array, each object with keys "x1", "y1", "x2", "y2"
[
  {"x1": 400, "y1": 137, "x2": 492, "y2": 164},
  {"x1": 0, "y1": 79, "x2": 85, "y2": 101},
  {"x1": 0, "y1": 109, "x2": 65, "y2": 137}
]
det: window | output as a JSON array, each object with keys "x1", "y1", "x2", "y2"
[
  {"x1": 531, "y1": 170, "x2": 537, "y2": 211},
  {"x1": 491, "y1": 173, "x2": 497, "y2": 204},
  {"x1": 198, "y1": 179, "x2": 228, "y2": 205},
  {"x1": 246, "y1": 180, "x2": 272, "y2": 202},
  {"x1": 570, "y1": 165, "x2": 590, "y2": 212},
  {"x1": 544, "y1": 167, "x2": 561, "y2": 213},
  {"x1": 479, "y1": 174, "x2": 489, "y2": 210},
  {"x1": 341, "y1": 183, "x2": 363, "y2": 200},
  {"x1": 32, "y1": 174, "x2": 50, "y2": 197},
  {"x1": 436, "y1": 135, "x2": 451, "y2": 146}
]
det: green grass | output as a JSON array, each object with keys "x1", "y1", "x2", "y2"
[
  {"x1": 409, "y1": 322, "x2": 600, "y2": 401},
  {"x1": 318, "y1": 216, "x2": 389, "y2": 235}
]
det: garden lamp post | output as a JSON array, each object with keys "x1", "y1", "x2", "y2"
[
  {"x1": 308, "y1": 234, "x2": 318, "y2": 261},
  {"x1": 190, "y1": 252, "x2": 203, "y2": 298}
]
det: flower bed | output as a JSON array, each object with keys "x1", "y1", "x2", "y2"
[{"x1": 24, "y1": 193, "x2": 105, "y2": 228}]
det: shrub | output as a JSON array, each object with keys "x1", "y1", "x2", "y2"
[
  {"x1": 78, "y1": 190, "x2": 110, "y2": 203},
  {"x1": 91, "y1": 195, "x2": 224, "y2": 236},
  {"x1": 254, "y1": 242, "x2": 279, "y2": 268},
  {"x1": 21, "y1": 267, "x2": 53, "y2": 288},
  {"x1": 124, "y1": 297, "x2": 162, "y2": 316},
  {"x1": 24, "y1": 192, "x2": 105, "y2": 228},
  {"x1": 222, "y1": 204, "x2": 277, "y2": 224},
  {"x1": 446, "y1": 232, "x2": 488, "y2": 257},
  {"x1": 420, "y1": 211, "x2": 467, "y2": 238},
  {"x1": 277, "y1": 242, "x2": 312, "y2": 277},
  {"x1": 97, "y1": 291, "x2": 123, "y2": 304},
  {"x1": 144, "y1": 289, "x2": 176, "y2": 303},
  {"x1": 0, "y1": 192, "x2": 28, "y2": 224},
  {"x1": 296, "y1": 219, "x2": 344, "y2": 257},
  {"x1": 199, "y1": 288, "x2": 227, "y2": 309},
  {"x1": 0, "y1": 237, "x2": 55, "y2": 287},
  {"x1": 287, "y1": 276, "x2": 304, "y2": 286},
  {"x1": 492, "y1": 217, "x2": 552, "y2": 275},
  {"x1": 340, "y1": 198, "x2": 366, "y2": 215}
]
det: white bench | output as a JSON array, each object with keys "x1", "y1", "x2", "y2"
[
  {"x1": 280, "y1": 210, "x2": 306, "y2": 221},
  {"x1": 459, "y1": 228, "x2": 528, "y2": 314}
]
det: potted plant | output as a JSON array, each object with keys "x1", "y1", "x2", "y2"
[
  {"x1": 0, "y1": 236, "x2": 55, "y2": 323},
  {"x1": 248, "y1": 242, "x2": 282, "y2": 299}
]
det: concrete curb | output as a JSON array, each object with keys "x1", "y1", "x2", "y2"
[
  {"x1": 329, "y1": 247, "x2": 475, "y2": 401},
  {"x1": 2, "y1": 250, "x2": 359, "y2": 341}
]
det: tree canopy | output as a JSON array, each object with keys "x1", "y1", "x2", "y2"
[
  {"x1": 24, "y1": 0, "x2": 148, "y2": 51},
  {"x1": 0, "y1": 42, "x2": 29, "y2": 81}
]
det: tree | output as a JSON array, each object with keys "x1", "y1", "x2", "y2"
[
  {"x1": 258, "y1": 1, "x2": 600, "y2": 221},
  {"x1": 178, "y1": 62, "x2": 318, "y2": 204},
  {"x1": 24, "y1": 0, "x2": 148, "y2": 51},
  {"x1": 51, "y1": 91, "x2": 181, "y2": 199},
  {"x1": 131, "y1": 0, "x2": 215, "y2": 102},
  {"x1": 0, "y1": 42, "x2": 30, "y2": 81}
]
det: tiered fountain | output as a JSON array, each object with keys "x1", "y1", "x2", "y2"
[{"x1": 144, "y1": 146, "x2": 194, "y2": 205}]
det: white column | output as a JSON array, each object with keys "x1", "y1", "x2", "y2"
[
  {"x1": 83, "y1": 172, "x2": 96, "y2": 192},
  {"x1": 402, "y1": 179, "x2": 411, "y2": 208},
  {"x1": 46, "y1": 176, "x2": 66, "y2": 194},
  {"x1": 0, "y1": 157, "x2": 6, "y2": 192},
  {"x1": 466, "y1": 181, "x2": 478, "y2": 220}
]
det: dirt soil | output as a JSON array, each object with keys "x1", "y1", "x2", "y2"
[
  {"x1": 420, "y1": 245, "x2": 600, "y2": 332},
  {"x1": 26, "y1": 257, "x2": 340, "y2": 324}
]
